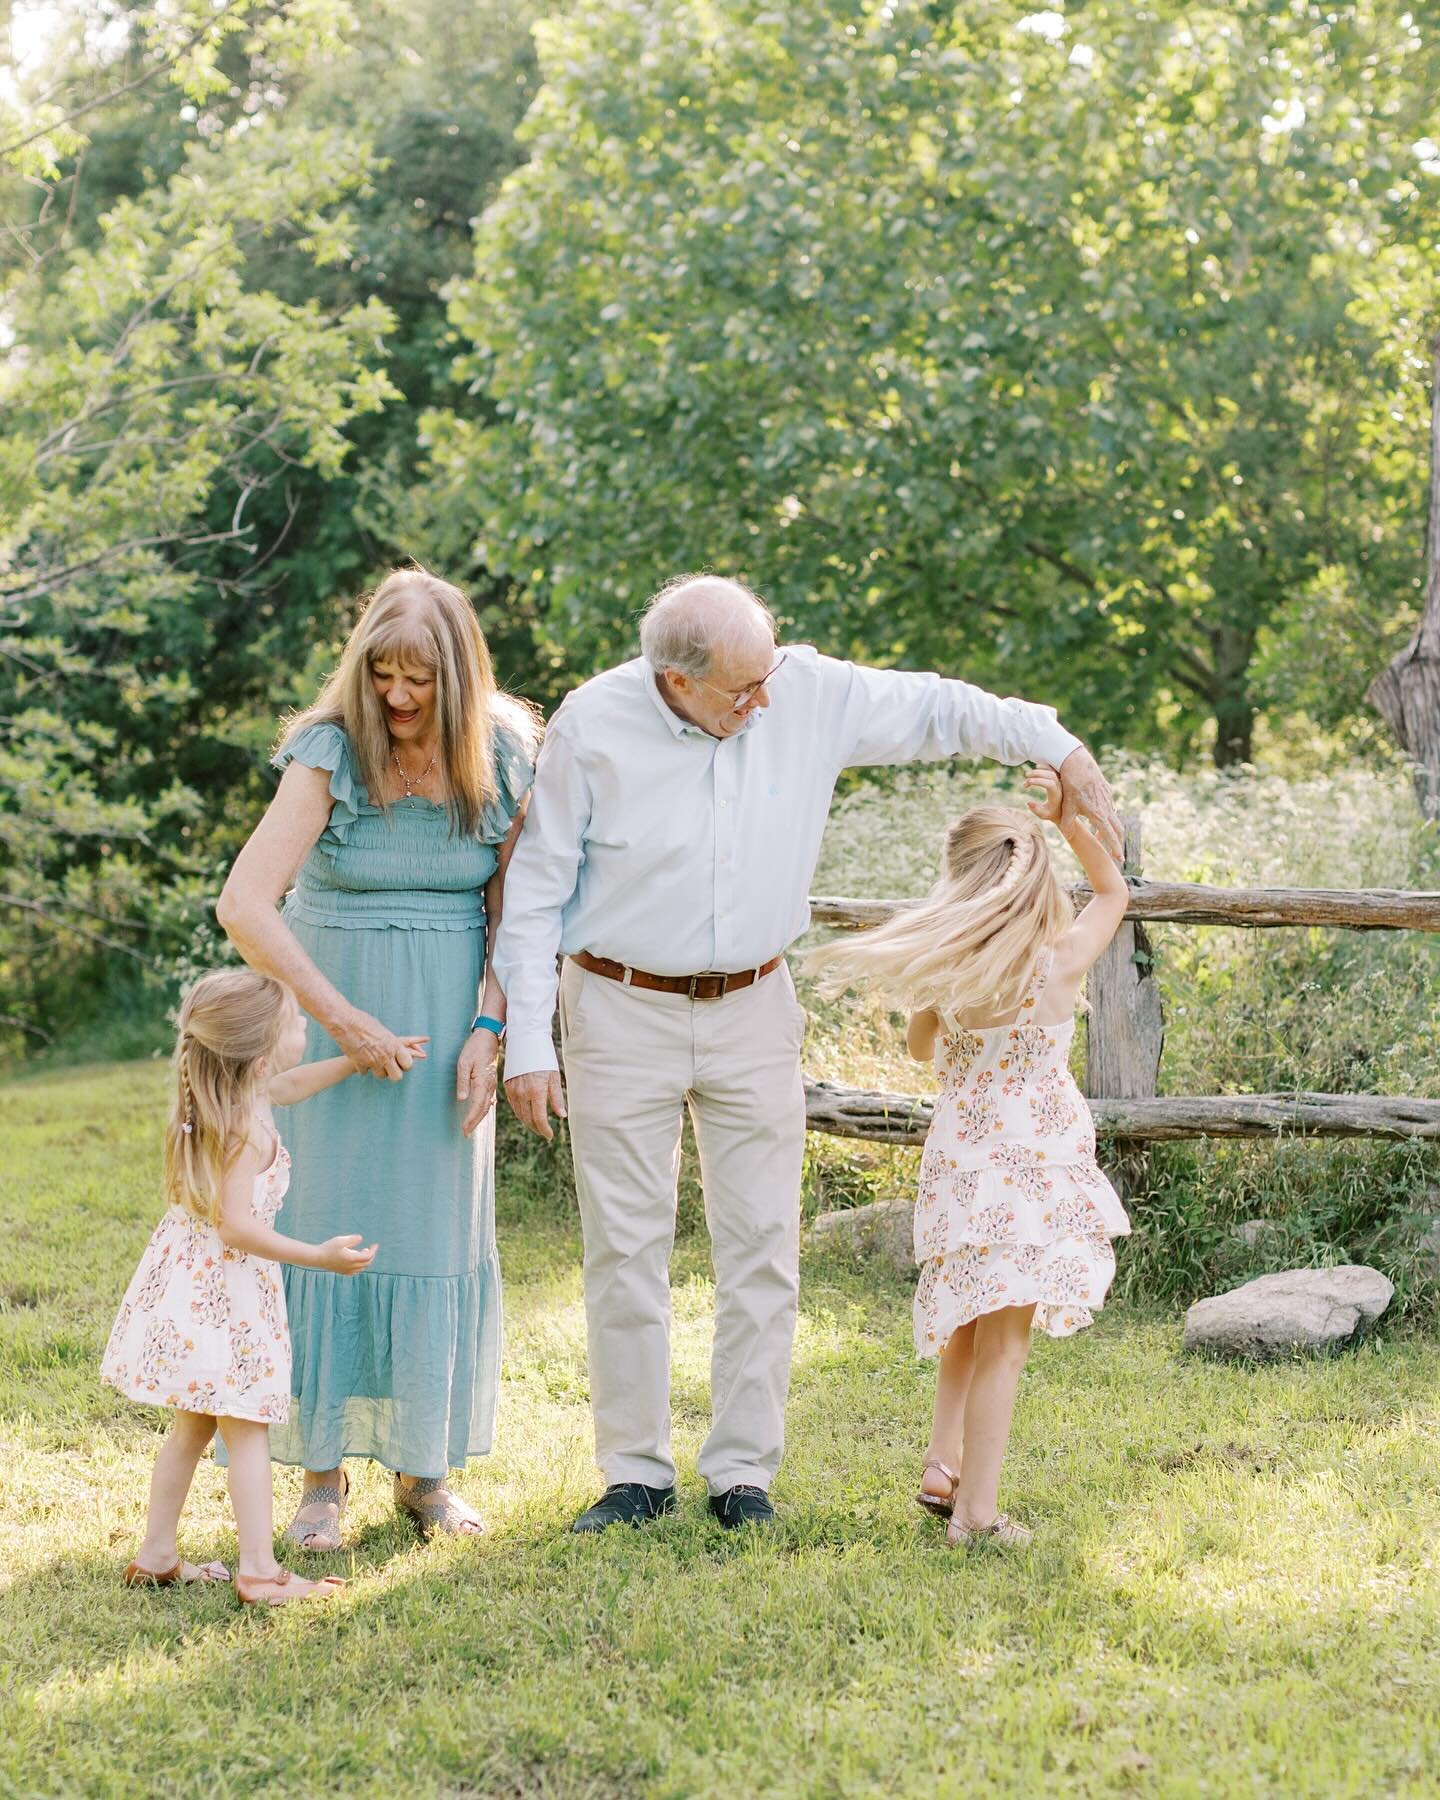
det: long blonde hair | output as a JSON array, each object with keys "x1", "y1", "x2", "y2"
[
  {"x1": 808, "y1": 805, "x2": 1073, "y2": 1022},
  {"x1": 278, "y1": 565, "x2": 539, "y2": 837},
  {"x1": 164, "y1": 969, "x2": 291, "y2": 1226}
]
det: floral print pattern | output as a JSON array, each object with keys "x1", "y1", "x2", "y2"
[
  {"x1": 914, "y1": 950, "x2": 1130, "y2": 1353},
  {"x1": 101, "y1": 1138, "x2": 293, "y2": 1422}
]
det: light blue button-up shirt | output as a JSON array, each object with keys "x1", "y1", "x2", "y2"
[{"x1": 491, "y1": 646, "x2": 1081, "y2": 1077}]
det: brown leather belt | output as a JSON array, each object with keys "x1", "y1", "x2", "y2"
[{"x1": 572, "y1": 949, "x2": 784, "y2": 1001}]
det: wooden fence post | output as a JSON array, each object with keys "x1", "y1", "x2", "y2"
[{"x1": 1083, "y1": 814, "x2": 1164, "y2": 1198}]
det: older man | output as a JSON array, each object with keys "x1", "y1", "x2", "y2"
[{"x1": 493, "y1": 575, "x2": 1121, "y2": 1533}]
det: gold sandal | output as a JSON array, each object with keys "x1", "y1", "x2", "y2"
[
  {"x1": 915, "y1": 1459, "x2": 959, "y2": 1518},
  {"x1": 122, "y1": 1557, "x2": 230, "y2": 1587},
  {"x1": 394, "y1": 1474, "x2": 484, "y2": 1540},
  {"x1": 236, "y1": 1566, "x2": 346, "y2": 1606},
  {"x1": 946, "y1": 1512, "x2": 1033, "y2": 1549},
  {"x1": 281, "y1": 1468, "x2": 349, "y2": 1553}
]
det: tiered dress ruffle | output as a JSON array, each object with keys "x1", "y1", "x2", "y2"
[
  {"x1": 913, "y1": 949, "x2": 1130, "y2": 1350},
  {"x1": 258, "y1": 716, "x2": 533, "y2": 1475}
]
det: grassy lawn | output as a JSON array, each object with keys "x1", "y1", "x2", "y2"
[{"x1": 4, "y1": 1062, "x2": 1440, "y2": 1798}]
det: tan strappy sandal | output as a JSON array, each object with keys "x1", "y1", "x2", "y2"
[
  {"x1": 394, "y1": 1474, "x2": 485, "y2": 1540},
  {"x1": 281, "y1": 1468, "x2": 349, "y2": 1553},
  {"x1": 122, "y1": 1557, "x2": 231, "y2": 1587},
  {"x1": 236, "y1": 1567, "x2": 346, "y2": 1606},
  {"x1": 946, "y1": 1512, "x2": 1033, "y2": 1549},
  {"x1": 915, "y1": 1459, "x2": 960, "y2": 1518}
]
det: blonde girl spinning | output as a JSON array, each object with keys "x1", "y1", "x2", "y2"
[{"x1": 812, "y1": 766, "x2": 1131, "y2": 1545}]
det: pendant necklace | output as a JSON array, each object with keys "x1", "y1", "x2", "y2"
[{"x1": 393, "y1": 749, "x2": 437, "y2": 805}]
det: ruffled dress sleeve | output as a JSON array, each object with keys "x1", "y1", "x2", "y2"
[
  {"x1": 477, "y1": 719, "x2": 537, "y2": 846},
  {"x1": 272, "y1": 721, "x2": 365, "y2": 842}
]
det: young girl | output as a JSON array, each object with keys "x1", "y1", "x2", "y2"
[
  {"x1": 812, "y1": 765, "x2": 1131, "y2": 1547},
  {"x1": 102, "y1": 968, "x2": 423, "y2": 1604}
]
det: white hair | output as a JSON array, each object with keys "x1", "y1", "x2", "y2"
[{"x1": 639, "y1": 574, "x2": 777, "y2": 679}]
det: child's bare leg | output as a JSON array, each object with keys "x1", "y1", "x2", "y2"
[
  {"x1": 951, "y1": 1305, "x2": 1035, "y2": 1529},
  {"x1": 217, "y1": 1418, "x2": 343, "y2": 1602},
  {"x1": 133, "y1": 1411, "x2": 219, "y2": 1576},
  {"x1": 922, "y1": 1319, "x2": 977, "y2": 1501},
  {"x1": 217, "y1": 1418, "x2": 283, "y2": 1580}
]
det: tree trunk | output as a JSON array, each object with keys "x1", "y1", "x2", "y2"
[
  {"x1": 1367, "y1": 327, "x2": 1440, "y2": 819},
  {"x1": 1211, "y1": 622, "x2": 1258, "y2": 768}
]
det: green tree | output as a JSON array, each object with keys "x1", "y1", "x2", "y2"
[
  {"x1": 436, "y1": 0, "x2": 1440, "y2": 763},
  {"x1": 1, "y1": 0, "x2": 548, "y2": 1050},
  {"x1": 0, "y1": 1, "x2": 398, "y2": 1044}
]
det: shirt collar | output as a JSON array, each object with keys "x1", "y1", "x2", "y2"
[
  {"x1": 641, "y1": 661, "x2": 699, "y2": 737},
  {"x1": 638, "y1": 659, "x2": 764, "y2": 740}
]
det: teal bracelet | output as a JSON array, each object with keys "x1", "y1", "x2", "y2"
[{"x1": 471, "y1": 1014, "x2": 505, "y2": 1038}]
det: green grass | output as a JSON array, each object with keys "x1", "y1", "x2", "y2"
[{"x1": 4, "y1": 1063, "x2": 1440, "y2": 1797}]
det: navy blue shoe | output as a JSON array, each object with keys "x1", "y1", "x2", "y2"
[
  {"x1": 707, "y1": 1485, "x2": 775, "y2": 1530},
  {"x1": 571, "y1": 1483, "x2": 678, "y2": 1534}
]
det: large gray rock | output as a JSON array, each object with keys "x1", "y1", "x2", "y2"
[
  {"x1": 1184, "y1": 1265, "x2": 1393, "y2": 1359},
  {"x1": 808, "y1": 1198, "x2": 915, "y2": 1274}
]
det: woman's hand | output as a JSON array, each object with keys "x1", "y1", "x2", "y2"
[
  {"x1": 315, "y1": 1234, "x2": 378, "y2": 1275},
  {"x1": 1024, "y1": 762, "x2": 1063, "y2": 824},
  {"x1": 333, "y1": 1010, "x2": 427, "y2": 1081},
  {"x1": 457, "y1": 1029, "x2": 500, "y2": 1138}
]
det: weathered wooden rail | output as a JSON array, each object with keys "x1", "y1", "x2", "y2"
[
  {"x1": 804, "y1": 827, "x2": 1440, "y2": 1178},
  {"x1": 804, "y1": 1081, "x2": 1440, "y2": 1144},
  {"x1": 811, "y1": 885, "x2": 1440, "y2": 933}
]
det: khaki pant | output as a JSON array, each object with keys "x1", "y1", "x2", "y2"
[{"x1": 558, "y1": 956, "x2": 807, "y2": 1494}]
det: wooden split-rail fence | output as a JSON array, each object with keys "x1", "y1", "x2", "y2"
[{"x1": 801, "y1": 818, "x2": 1440, "y2": 1186}]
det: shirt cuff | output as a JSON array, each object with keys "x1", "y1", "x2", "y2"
[
  {"x1": 500, "y1": 1026, "x2": 560, "y2": 1081},
  {"x1": 1031, "y1": 716, "x2": 1083, "y2": 768}
]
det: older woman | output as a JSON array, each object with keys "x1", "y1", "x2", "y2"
[{"x1": 217, "y1": 567, "x2": 537, "y2": 1544}]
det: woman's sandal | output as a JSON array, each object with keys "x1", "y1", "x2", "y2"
[
  {"x1": 915, "y1": 1459, "x2": 960, "y2": 1518},
  {"x1": 946, "y1": 1512, "x2": 1034, "y2": 1549},
  {"x1": 236, "y1": 1567, "x2": 346, "y2": 1607},
  {"x1": 122, "y1": 1558, "x2": 231, "y2": 1587},
  {"x1": 394, "y1": 1473, "x2": 484, "y2": 1540},
  {"x1": 281, "y1": 1468, "x2": 349, "y2": 1553}
]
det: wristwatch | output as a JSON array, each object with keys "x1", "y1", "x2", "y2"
[{"x1": 471, "y1": 1014, "x2": 505, "y2": 1039}]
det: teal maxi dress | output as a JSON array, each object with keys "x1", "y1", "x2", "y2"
[{"x1": 264, "y1": 719, "x2": 533, "y2": 1476}]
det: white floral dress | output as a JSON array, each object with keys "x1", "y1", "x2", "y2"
[
  {"x1": 101, "y1": 1136, "x2": 292, "y2": 1422},
  {"x1": 913, "y1": 949, "x2": 1130, "y2": 1352}
]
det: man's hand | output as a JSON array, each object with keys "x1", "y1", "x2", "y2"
[
  {"x1": 456, "y1": 1030, "x2": 500, "y2": 1138},
  {"x1": 1056, "y1": 745, "x2": 1124, "y2": 864},
  {"x1": 504, "y1": 1070, "x2": 567, "y2": 1141}
]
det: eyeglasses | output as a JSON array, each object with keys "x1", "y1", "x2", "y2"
[{"x1": 695, "y1": 652, "x2": 787, "y2": 712}]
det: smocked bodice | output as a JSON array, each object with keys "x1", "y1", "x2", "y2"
[{"x1": 272, "y1": 721, "x2": 533, "y2": 931}]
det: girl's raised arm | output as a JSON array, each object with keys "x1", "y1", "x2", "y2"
[
  {"x1": 1024, "y1": 765, "x2": 1130, "y2": 982},
  {"x1": 267, "y1": 1042, "x2": 424, "y2": 1108}
]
